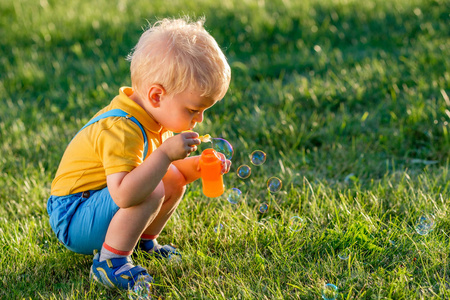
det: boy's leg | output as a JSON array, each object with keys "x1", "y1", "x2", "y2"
[
  {"x1": 90, "y1": 181, "x2": 166, "y2": 289},
  {"x1": 141, "y1": 164, "x2": 186, "y2": 238},
  {"x1": 103, "y1": 180, "x2": 166, "y2": 252}
]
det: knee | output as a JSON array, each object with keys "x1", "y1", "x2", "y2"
[
  {"x1": 172, "y1": 170, "x2": 187, "y2": 196},
  {"x1": 163, "y1": 165, "x2": 187, "y2": 198}
]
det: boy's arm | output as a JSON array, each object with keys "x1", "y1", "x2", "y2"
[
  {"x1": 106, "y1": 132, "x2": 200, "y2": 208},
  {"x1": 172, "y1": 152, "x2": 232, "y2": 185},
  {"x1": 171, "y1": 156, "x2": 201, "y2": 185}
]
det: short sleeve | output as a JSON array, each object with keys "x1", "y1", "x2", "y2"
[{"x1": 94, "y1": 118, "x2": 146, "y2": 176}]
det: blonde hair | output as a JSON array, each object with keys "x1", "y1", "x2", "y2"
[{"x1": 128, "y1": 17, "x2": 231, "y2": 101}]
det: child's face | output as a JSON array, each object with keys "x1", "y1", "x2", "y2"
[{"x1": 155, "y1": 88, "x2": 218, "y2": 133}]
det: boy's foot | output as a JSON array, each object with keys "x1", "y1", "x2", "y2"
[
  {"x1": 138, "y1": 239, "x2": 181, "y2": 259},
  {"x1": 90, "y1": 251, "x2": 153, "y2": 290}
]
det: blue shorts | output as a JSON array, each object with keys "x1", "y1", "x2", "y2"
[{"x1": 47, "y1": 187, "x2": 120, "y2": 255}]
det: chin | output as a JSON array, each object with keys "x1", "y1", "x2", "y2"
[
  {"x1": 172, "y1": 128, "x2": 189, "y2": 133},
  {"x1": 170, "y1": 125, "x2": 194, "y2": 133}
]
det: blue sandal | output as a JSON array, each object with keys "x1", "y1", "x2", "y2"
[
  {"x1": 90, "y1": 251, "x2": 154, "y2": 290},
  {"x1": 138, "y1": 239, "x2": 182, "y2": 259}
]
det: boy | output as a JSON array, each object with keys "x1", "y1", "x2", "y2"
[{"x1": 47, "y1": 17, "x2": 231, "y2": 290}]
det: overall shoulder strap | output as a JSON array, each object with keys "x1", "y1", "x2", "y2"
[{"x1": 77, "y1": 108, "x2": 148, "y2": 159}]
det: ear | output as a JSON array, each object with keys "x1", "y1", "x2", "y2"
[{"x1": 147, "y1": 84, "x2": 165, "y2": 108}]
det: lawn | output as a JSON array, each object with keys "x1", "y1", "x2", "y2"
[{"x1": 1, "y1": 0, "x2": 450, "y2": 299}]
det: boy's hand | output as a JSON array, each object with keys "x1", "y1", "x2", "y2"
[
  {"x1": 196, "y1": 152, "x2": 231, "y2": 174},
  {"x1": 159, "y1": 131, "x2": 201, "y2": 162},
  {"x1": 217, "y1": 152, "x2": 232, "y2": 174}
]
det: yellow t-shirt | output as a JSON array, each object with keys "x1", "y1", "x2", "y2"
[{"x1": 51, "y1": 87, "x2": 173, "y2": 196}]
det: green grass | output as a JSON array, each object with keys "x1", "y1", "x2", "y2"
[{"x1": 1, "y1": 0, "x2": 450, "y2": 298}]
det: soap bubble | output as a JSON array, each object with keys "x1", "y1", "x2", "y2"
[
  {"x1": 259, "y1": 203, "x2": 269, "y2": 213},
  {"x1": 267, "y1": 177, "x2": 282, "y2": 193},
  {"x1": 214, "y1": 223, "x2": 224, "y2": 233},
  {"x1": 211, "y1": 138, "x2": 234, "y2": 160},
  {"x1": 237, "y1": 165, "x2": 251, "y2": 179},
  {"x1": 289, "y1": 216, "x2": 304, "y2": 232},
  {"x1": 251, "y1": 150, "x2": 266, "y2": 166},
  {"x1": 337, "y1": 249, "x2": 350, "y2": 260},
  {"x1": 415, "y1": 214, "x2": 435, "y2": 235},
  {"x1": 128, "y1": 280, "x2": 152, "y2": 300},
  {"x1": 322, "y1": 283, "x2": 338, "y2": 300},
  {"x1": 226, "y1": 188, "x2": 242, "y2": 204}
]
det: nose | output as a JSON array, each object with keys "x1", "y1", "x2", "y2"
[{"x1": 194, "y1": 111, "x2": 204, "y2": 123}]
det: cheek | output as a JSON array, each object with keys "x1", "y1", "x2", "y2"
[{"x1": 173, "y1": 111, "x2": 193, "y2": 126}]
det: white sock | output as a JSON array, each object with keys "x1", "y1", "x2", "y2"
[{"x1": 99, "y1": 244, "x2": 134, "y2": 275}]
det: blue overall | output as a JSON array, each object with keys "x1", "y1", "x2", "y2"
[{"x1": 47, "y1": 109, "x2": 148, "y2": 254}]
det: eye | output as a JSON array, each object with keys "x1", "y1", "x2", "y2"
[{"x1": 188, "y1": 109, "x2": 200, "y2": 114}]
